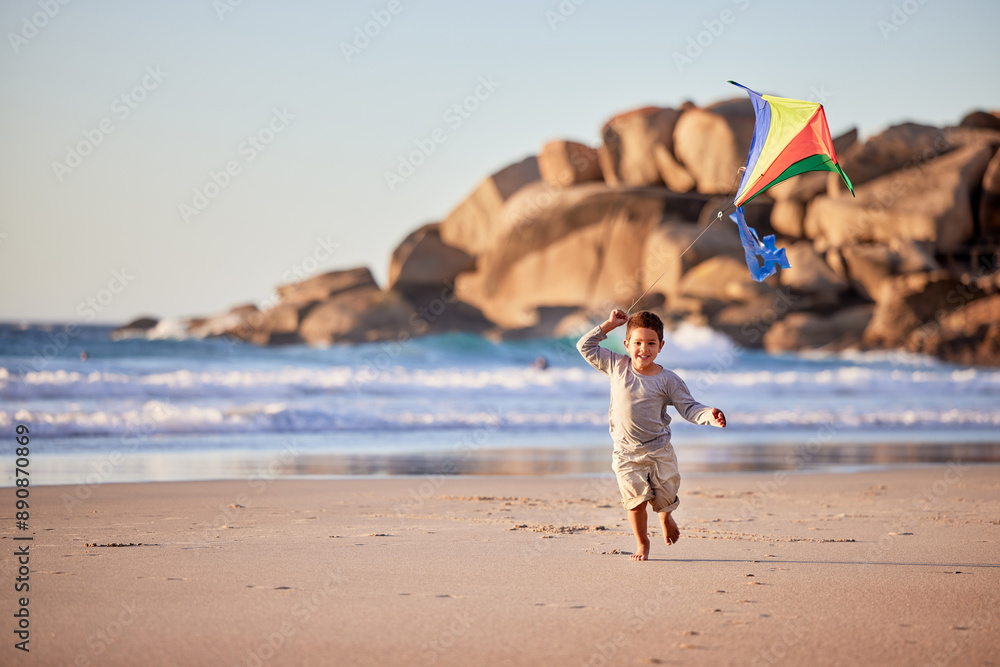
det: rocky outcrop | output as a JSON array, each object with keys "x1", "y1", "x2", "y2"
[
  {"x1": 438, "y1": 156, "x2": 540, "y2": 256},
  {"x1": 804, "y1": 142, "x2": 996, "y2": 252},
  {"x1": 779, "y1": 242, "x2": 849, "y2": 301},
  {"x1": 680, "y1": 255, "x2": 773, "y2": 306},
  {"x1": 642, "y1": 218, "x2": 743, "y2": 299},
  {"x1": 828, "y1": 123, "x2": 956, "y2": 194},
  {"x1": 298, "y1": 286, "x2": 417, "y2": 345},
  {"x1": 981, "y1": 148, "x2": 1000, "y2": 237},
  {"x1": 673, "y1": 98, "x2": 755, "y2": 195},
  {"x1": 538, "y1": 140, "x2": 602, "y2": 187},
  {"x1": 455, "y1": 183, "x2": 675, "y2": 328},
  {"x1": 653, "y1": 143, "x2": 696, "y2": 192},
  {"x1": 863, "y1": 271, "x2": 984, "y2": 348},
  {"x1": 157, "y1": 98, "x2": 1000, "y2": 366},
  {"x1": 597, "y1": 107, "x2": 684, "y2": 187},
  {"x1": 111, "y1": 316, "x2": 159, "y2": 340},
  {"x1": 276, "y1": 267, "x2": 377, "y2": 306},
  {"x1": 763, "y1": 305, "x2": 874, "y2": 353},
  {"x1": 388, "y1": 223, "x2": 475, "y2": 293},
  {"x1": 960, "y1": 110, "x2": 1000, "y2": 132}
]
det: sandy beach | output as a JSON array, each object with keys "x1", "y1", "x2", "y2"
[{"x1": 9, "y1": 465, "x2": 999, "y2": 666}]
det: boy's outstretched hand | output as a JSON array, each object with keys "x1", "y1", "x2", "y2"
[
  {"x1": 712, "y1": 408, "x2": 727, "y2": 428},
  {"x1": 607, "y1": 309, "x2": 628, "y2": 328}
]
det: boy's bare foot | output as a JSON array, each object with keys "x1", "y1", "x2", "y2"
[
  {"x1": 660, "y1": 512, "x2": 680, "y2": 545},
  {"x1": 631, "y1": 537, "x2": 650, "y2": 561}
]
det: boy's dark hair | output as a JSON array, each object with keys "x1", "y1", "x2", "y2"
[{"x1": 625, "y1": 311, "x2": 663, "y2": 343}]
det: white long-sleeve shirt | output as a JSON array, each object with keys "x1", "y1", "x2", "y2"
[{"x1": 577, "y1": 324, "x2": 720, "y2": 453}]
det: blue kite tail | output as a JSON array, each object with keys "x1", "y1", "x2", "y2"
[{"x1": 730, "y1": 206, "x2": 791, "y2": 282}]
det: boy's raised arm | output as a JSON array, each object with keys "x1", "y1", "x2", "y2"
[{"x1": 576, "y1": 309, "x2": 628, "y2": 374}]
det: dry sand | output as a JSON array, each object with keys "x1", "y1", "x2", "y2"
[{"x1": 8, "y1": 465, "x2": 999, "y2": 666}]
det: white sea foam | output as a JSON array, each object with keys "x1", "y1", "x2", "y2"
[
  {"x1": 4, "y1": 361, "x2": 998, "y2": 402},
  {"x1": 3, "y1": 400, "x2": 998, "y2": 439}
]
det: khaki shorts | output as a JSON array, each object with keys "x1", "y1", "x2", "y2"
[{"x1": 612, "y1": 446, "x2": 680, "y2": 513}]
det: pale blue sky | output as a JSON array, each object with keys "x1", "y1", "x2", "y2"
[{"x1": 2, "y1": 0, "x2": 998, "y2": 324}]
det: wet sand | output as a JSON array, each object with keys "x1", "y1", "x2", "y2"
[{"x1": 12, "y1": 465, "x2": 1000, "y2": 666}]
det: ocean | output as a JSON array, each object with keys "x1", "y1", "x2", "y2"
[{"x1": 2, "y1": 322, "x2": 999, "y2": 486}]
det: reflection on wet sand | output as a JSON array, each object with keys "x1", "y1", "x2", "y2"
[{"x1": 277, "y1": 441, "x2": 1000, "y2": 477}]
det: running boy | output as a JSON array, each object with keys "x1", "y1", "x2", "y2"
[{"x1": 577, "y1": 309, "x2": 726, "y2": 561}]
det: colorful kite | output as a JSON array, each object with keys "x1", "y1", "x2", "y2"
[
  {"x1": 730, "y1": 81, "x2": 854, "y2": 207},
  {"x1": 728, "y1": 81, "x2": 855, "y2": 281}
]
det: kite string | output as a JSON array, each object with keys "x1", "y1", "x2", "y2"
[{"x1": 624, "y1": 168, "x2": 745, "y2": 315}]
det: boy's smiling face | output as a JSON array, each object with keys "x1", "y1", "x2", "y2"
[{"x1": 625, "y1": 326, "x2": 664, "y2": 374}]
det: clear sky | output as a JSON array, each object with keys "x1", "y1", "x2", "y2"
[{"x1": 2, "y1": 0, "x2": 998, "y2": 324}]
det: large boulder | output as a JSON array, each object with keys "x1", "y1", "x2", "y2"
[
  {"x1": 454, "y1": 183, "x2": 671, "y2": 328},
  {"x1": 839, "y1": 240, "x2": 939, "y2": 301},
  {"x1": 438, "y1": 156, "x2": 540, "y2": 256},
  {"x1": 642, "y1": 219, "x2": 743, "y2": 299},
  {"x1": 538, "y1": 140, "x2": 602, "y2": 187},
  {"x1": 764, "y1": 305, "x2": 874, "y2": 353},
  {"x1": 959, "y1": 110, "x2": 1000, "y2": 132},
  {"x1": 906, "y1": 295, "x2": 1000, "y2": 366},
  {"x1": 980, "y1": 147, "x2": 1000, "y2": 238},
  {"x1": 710, "y1": 291, "x2": 798, "y2": 349},
  {"x1": 770, "y1": 199, "x2": 806, "y2": 237},
  {"x1": 804, "y1": 143, "x2": 997, "y2": 252},
  {"x1": 653, "y1": 143, "x2": 696, "y2": 192},
  {"x1": 387, "y1": 223, "x2": 475, "y2": 294},
  {"x1": 491, "y1": 305, "x2": 592, "y2": 341},
  {"x1": 673, "y1": 98, "x2": 755, "y2": 195},
  {"x1": 298, "y1": 286, "x2": 418, "y2": 345},
  {"x1": 863, "y1": 271, "x2": 985, "y2": 348},
  {"x1": 597, "y1": 107, "x2": 687, "y2": 187},
  {"x1": 839, "y1": 244, "x2": 895, "y2": 301},
  {"x1": 276, "y1": 267, "x2": 377, "y2": 306},
  {"x1": 679, "y1": 255, "x2": 774, "y2": 305},
  {"x1": 189, "y1": 303, "x2": 260, "y2": 339},
  {"x1": 247, "y1": 303, "x2": 312, "y2": 345},
  {"x1": 779, "y1": 242, "x2": 849, "y2": 299},
  {"x1": 827, "y1": 123, "x2": 957, "y2": 195},
  {"x1": 112, "y1": 316, "x2": 159, "y2": 340}
]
